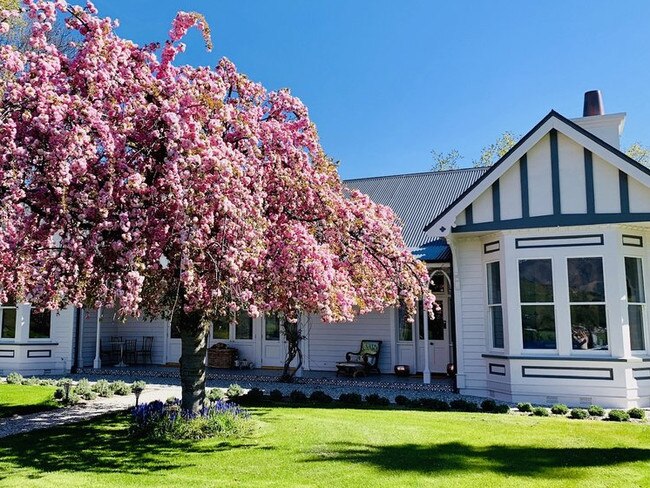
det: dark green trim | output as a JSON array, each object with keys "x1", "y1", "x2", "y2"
[
  {"x1": 424, "y1": 109, "x2": 650, "y2": 234},
  {"x1": 550, "y1": 129, "x2": 561, "y2": 215},
  {"x1": 520, "y1": 155, "x2": 529, "y2": 218},
  {"x1": 491, "y1": 180, "x2": 501, "y2": 222},
  {"x1": 465, "y1": 204, "x2": 473, "y2": 225},
  {"x1": 619, "y1": 171, "x2": 630, "y2": 214},
  {"x1": 584, "y1": 149, "x2": 595, "y2": 214},
  {"x1": 515, "y1": 234, "x2": 603, "y2": 249},
  {"x1": 0, "y1": 341, "x2": 59, "y2": 346},
  {"x1": 482, "y1": 353, "x2": 629, "y2": 362},
  {"x1": 622, "y1": 234, "x2": 643, "y2": 247},
  {"x1": 453, "y1": 212, "x2": 650, "y2": 233},
  {"x1": 522, "y1": 365, "x2": 613, "y2": 381}
]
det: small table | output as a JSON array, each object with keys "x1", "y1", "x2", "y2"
[
  {"x1": 110, "y1": 340, "x2": 127, "y2": 368},
  {"x1": 336, "y1": 362, "x2": 366, "y2": 378}
]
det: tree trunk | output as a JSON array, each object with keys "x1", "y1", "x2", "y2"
[
  {"x1": 179, "y1": 318, "x2": 209, "y2": 412},
  {"x1": 280, "y1": 319, "x2": 303, "y2": 383}
]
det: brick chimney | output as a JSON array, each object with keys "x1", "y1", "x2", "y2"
[{"x1": 570, "y1": 90, "x2": 625, "y2": 149}]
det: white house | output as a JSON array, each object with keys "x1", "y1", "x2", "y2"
[{"x1": 2, "y1": 91, "x2": 650, "y2": 408}]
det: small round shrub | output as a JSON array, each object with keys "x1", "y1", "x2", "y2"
[
  {"x1": 608, "y1": 409, "x2": 630, "y2": 422},
  {"x1": 57, "y1": 378, "x2": 73, "y2": 387},
  {"x1": 550, "y1": 404, "x2": 569, "y2": 415},
  {"x1": 627, "y1": 407, "x2": 646, "y2": 420},
  {"x1": 207, "y1": 388, "x2": 225, "y2": 402},
  {"x1": 289, "y1": 390, "x2": 307, "y2": 403},
  {"x1": 394, "y1": 395, "x2": 411, "y2": 406},
  {"x1": 21, "y1": 376, "x2": 40, "y2": 386},
  {"x1": 93, "y1": 379, "x2": 114, "y2": 397},
  {"x1": 166, "y1": 396, "x2": 178, "y2": 405},
  {"x1": 226, "y1": 383, "x2": 244, "y2": 399},
  {"x1": 6, "y1": 372, "x2": 23, "y2": 384},
  {"x1": 241, "y1": 387, "x2": 265, "y2": 403},
  {"x1": 570, "y1": 408, "x2": 589, "y2": 420},
  {"x1": 111, "y1": 380, "x2": 131, "y2": 396},
  {"x1": 38, "y1": 378, "x2": 56, "y2": 386},
  {"x1": 309, "y1": 390, "x2": 333, "y2": 404},
  {"x1": 588, "y1": 405, "x2": 605, "y2": 417},
  {"x1": 494, "y1": 404, "x2": 511, "y2": 414},
  {"x1": 517, "y1": 402, "x2": 533, "y2": 413},
  {"x1": 54, "y1": 387, "x2": 65, "y2": 400},
  {"x1": 450, "y1": 399, "x2": 479, "y2": 412},
  {"x1": 416, "y1": 398, "x2": 450, "y2": 411},
  {"x1": 74, "y1": 378, "x2": 96, "y2": 400},
  {"x1": 480, "y1": 399, "x2": 497, "y2": 412},
  {"x1": 62, "y1": 392, "x2": 80, "y2": 405},
  {"x1": 339, "y1": 392, "x2": 362, "y2": 405},
  {"x1": 131, "y1": 380, "x2": 146, "y2": 393},
  {"x1": 269, "y1": 389, "x2": 284, "y2": 402},
  {"x1": 532, "y1": 407, "x2": 549, "y2": 417},
  {"x1": 365, "y1": 394, "x2": 390, "y2": 406}
]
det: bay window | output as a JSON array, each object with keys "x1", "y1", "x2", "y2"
[
  {"x1": 568, "y1": 257, "x2": 608, "y2": 350},
  {"x1": 519, "y1": 259, "x2": 557, "y2": 349},
  {"x1": 486, "y1": 262, "x2": 504, "y2": 348},
  {"x1": 625, "y1": 257, "x2": 646, "y2": 351}
]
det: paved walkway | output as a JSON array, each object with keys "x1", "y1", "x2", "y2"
[{"x1": 0, "y1": 382, "x2": 180, "y2": 438}]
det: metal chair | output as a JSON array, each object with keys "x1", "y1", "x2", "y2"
[
  {"x1": 123, "y1": 338, "x2": 137, "y2": 365},
  {"x1": 138, "y1": 336, "x2": 154, "y2": 365},
  {"x1": 109, "y1": 336, "x2": 123, "y2": 364}
]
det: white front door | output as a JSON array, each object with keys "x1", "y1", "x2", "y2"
[{"x1": 261, "y1": 315, "x2": 284, "y2": 367}]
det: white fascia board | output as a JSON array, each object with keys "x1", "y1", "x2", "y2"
[{"x1": 425, "y1": 117, "x2": 556, "y2": 238}]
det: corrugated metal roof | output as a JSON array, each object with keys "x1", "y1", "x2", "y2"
[{"x1": 344, "y1": 167, "x2": 489, "y2": 261}]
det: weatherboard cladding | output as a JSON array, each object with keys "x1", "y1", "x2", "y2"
[{"x1": 344, "y1": 167, "x2": 488, "y2": 261}]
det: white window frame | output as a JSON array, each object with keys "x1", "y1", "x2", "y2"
[
  {"x1": 0, "y1": 305, "x2": 17, "y2": 341},
  {"x1": 625, "y1": 255, "x2": 647, "y2": 353},
  {"x1": 566, "y1": 255, "x2": 609, "y2": 355},
  {"x1": 486, "y1": 260, "x2": 504, "y2": 350},
  {"x1": 518, "y1": 257, "x2": 558, "y2": 353}
]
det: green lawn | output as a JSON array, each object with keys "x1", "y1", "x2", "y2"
[
  {"x1": 0, "y1": 384, "x2": 58, "y2": 418},
  {"x1": 1, "y1": 406, "x2": 649, "y2": 487}
]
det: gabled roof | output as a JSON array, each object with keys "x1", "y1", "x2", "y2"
[
  {"x1": 423, "y1": 110, "x2": 650, "y2": 237},
  {"x1": 345, "y1": 167, "x2": 488, "y2": 260}
]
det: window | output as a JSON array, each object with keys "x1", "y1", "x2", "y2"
[
  {"x1": 487, "y1": 262, "x2": 504, "y2": 348},
  {"x1": 419, "y1": 301, "x2": 445, "y2": 340},
  {"x1": 212, "y1": 317, "x2": 230, "y2": 340},
  {"x1": 519, "y1": 259, "x2": 556, "y2": 349},
  {"x1": 265, "y1": 314, "x2": 281, "y2": 341},
  {"x1": 0, "y1": 306, "x2": 16, "y2": 339},
  {"x1": 235, "y1": 314, "x2": 253, "y2": 340},
  {"x1": 626, "y1": 257, "x2": 646, "y2": 351},
  {"x1": 568, "y1": 257, "x2": 608, "y2": 351},
  {"x1": 397, "y1": 306, "x2": 413, "y2": 341},
  {"x1": 29, "y1": 309, "x2": 51, "y2": 339}
]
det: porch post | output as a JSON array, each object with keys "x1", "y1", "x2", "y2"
[
  {"x1": 76, "y1": 307, "x2": 84, "y2": 369},
  {"x1": 93, "y1": 307, "x2": 102, "y2": 369},
  {"x1": 422, "y1": 300, "x2": 431, "y2": 384}
]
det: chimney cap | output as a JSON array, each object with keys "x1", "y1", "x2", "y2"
[{"x1": 583, "y1": 90, "x2": 605, "y2": 117}]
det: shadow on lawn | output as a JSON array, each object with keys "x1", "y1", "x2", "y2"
[
  {"x1": 0, "y1": 412, "x2": 260, "y2": 480},
  {"x1": 305, "y1": 441, "x2": 650, "y2": 479},
  {"x1": 0, "y1": 402, "x2": 59, "y2": 419}
]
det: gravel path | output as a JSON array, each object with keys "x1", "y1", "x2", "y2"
[{"x1": 0, "y1": 382, "x2": 180, "y2": 438}]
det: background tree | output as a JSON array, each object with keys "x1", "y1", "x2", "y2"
[
  {"x1": 626, "y1": 142, "x2": 650, "y2": 166},
  {"x1": 431, "y1": 149, "x2": 462, "y2": 171},
  {"x1": 0, "y1": 1, "x2": 434, "y2": 411}
]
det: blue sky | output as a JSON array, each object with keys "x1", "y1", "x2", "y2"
[{"x1": 93, "y1": 0, "x2": 650, "y2": 179}]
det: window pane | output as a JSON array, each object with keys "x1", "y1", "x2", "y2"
[
  {"x1": 629, "y1": 304, "x2": 645, "y2": 351},
  {"x1": 519, "y1": 259, "x2": 554, "y2": 302},
  {"x1": 235, "y1": 315, "x2": 253, "y2": 340},
  {"x1": 521, "y1": 305, "x2": 556, "y2": 349},
  {"x1": 265, "y1": 315, "x2": 280, "y2": 341},
  {"x1": 397, "y1": 307, "x2": 413, "y2": 341},
  {"x1": 491, "y1": 306, "x2": 504, "y2": 348},
  {"x1": 29, "y1": 310, "x2": 51, "y2": 339},
  {"x1": 431, "y1": 274, "x2": 445, "y2": 293},
  {"x1": 1, "y1": 308, "x2": 16, "y2": 339},
  {"x1": 213, "y1": 317, "x2": 230, "y2": 340},
  {"x1": 568, "y1": 257, "x2": 605, "y2": 302},
  {"x1": 487, "y1": 262, "x2": 501, "y2": 305},
  {"x1": 625, "y1": 257, "x2": 645, "y2": 303},
  {"x1": 571, "y1": 305, "x2": 608, "y2": 350},
  {"x1": 430, "y1": 302, "x2": 444, "y2": 341}
]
